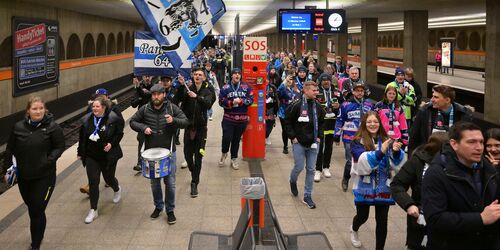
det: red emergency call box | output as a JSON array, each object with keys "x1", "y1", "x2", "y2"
[{"x1": 242, "y1": 37, "x2": 268, "y2": 160}]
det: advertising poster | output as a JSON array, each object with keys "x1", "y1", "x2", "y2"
[
  {"x1": 12, "y1": 17, "x2": 59, "y2": 97},
  {"x1": 441, "y1": 41, "x2": 452, "y2": 68}
]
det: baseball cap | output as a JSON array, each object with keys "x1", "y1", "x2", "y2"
[
  {"x1": 95, "y1": 88, "x2": 108, "y2": 96},
  {"x1": 231, "y1": 68, "x2": 242, "y2": 75}
]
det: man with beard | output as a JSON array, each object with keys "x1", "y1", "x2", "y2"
[
  {"x1": 341, "y1": 67, "x2": 371, "y2": 100},
  {"x1": 130, "y1": 84, "x2": 189, "y2": 224}
]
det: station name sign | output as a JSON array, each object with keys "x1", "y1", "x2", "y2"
[{"x1": 277, "y1": 9, "x2": 347, "y2": 34}]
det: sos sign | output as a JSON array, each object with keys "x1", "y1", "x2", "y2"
[{"x1": 243, "y1": 37, "x2": 267, "y2": 62}]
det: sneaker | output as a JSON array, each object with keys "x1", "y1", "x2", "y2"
[
  {"x1": 230, "y1": 158, "x2": 239, "y2": 170},
  {"x1": 181, "y1": 161, "x2": 188, "y2": 169},
  {"x1": 290, "y1": 181, "x2": 298, "y2": 196},
  {"x1": 209, "y1": 116, "x2": 213, "y2": 121},
  {"x1": 282, "y1": 147, "x2": 288, "y2": 154},
  {"x1": 175, "y1": 138, "x2": 181, "y2": 145},
  {"x1": 303, "y1": 195, "x2": 316, "y2": 209},
  {"x1": 133, "y1": 164, "x2": 141, "y2": 171},
  {"x1": 79, "y1": 184, "x2": 89, "y2": 194},
  {"x1": 167, "y1": 211, "x2": 177, "y2": 224},
  {"x1": 190, "y1": 183, "x2": 198, "y2": 198},
  {"x1": 314, "y1": 171, "x2": 321, "y2": 182},
  {"x1": 342, "y1": 179, "x2": 349, "y2": 192},
  {"x1": 265, "y1": 137, "x2": 272, "y2": 145},
  {"x1": 150, "y1": 208, "x2": 162, "y2": 219},
  {"x1": 323, "y1": 168, "x2": 332, "y2": 178},
  {"x1": 350, "y1": 225, "x2": 362, "y2": 248},
  {"x1": 219, "y1": 153, "x2": 227, "y2": 167},
  {"x1": 112, "y1": 186, "x2": 121, "y2": 203},
  {"x1": 84, "y1": 209, "x2": 98, "y2": 224}
]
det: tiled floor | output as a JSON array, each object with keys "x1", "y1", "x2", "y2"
[{"x1": 0, "y1": 105, "x2": 408, "y2": 249}]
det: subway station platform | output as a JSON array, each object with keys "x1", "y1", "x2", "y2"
[{"x1": 0, "y1": 105, "x2": 407, "y2": 249}]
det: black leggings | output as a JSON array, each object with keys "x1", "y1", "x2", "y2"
[
  {"x1": 352, "y1": 205, "x2": 390, "y2": 250},
  {"x1": 18, "y1": 173, "x2": 56, "y2": 249},
  {"x1": 279, "y1": 118, "x2": 289, "y2": 148},
  {"x1": 316, "y1": 134, "x2": 334, "y2": 171},
  {"x1": 86, "y1": 157, "x2": 120, "y2": 209}
]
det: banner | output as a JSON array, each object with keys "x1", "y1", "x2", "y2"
[
  {"x1": 132, "y1": 0, "x2": 226, "y2": 71},
  {"x1": 134, "y1": 31, "x2": 191, "y2": 77},
  {"x1": 441, "y1": 41, "x2": 452, "y2": 68},
  {"x1": 12, "y1": 17, "x2": 59, "y2": 97}
]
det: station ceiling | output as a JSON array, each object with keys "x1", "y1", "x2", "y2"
[{"x1": 22, "y1": 0, "x2": 486, "y2": 35}]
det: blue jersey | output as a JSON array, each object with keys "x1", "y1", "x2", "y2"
[
  {"x1": 334, "y1": 98, "x2": 374, "y2": 143},
  {"x1": 218, "y1": 81, "x2": 254, "y2": 123}
]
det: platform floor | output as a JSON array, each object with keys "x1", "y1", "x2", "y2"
[
  {"x1": 0, "y1": 105, "x2": 407, "y2": 249},
  {"x1": 350, "y1": 60, "x2": 485, "y2": 94}
]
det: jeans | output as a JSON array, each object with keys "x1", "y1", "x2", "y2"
[
  {"x1": 352, "y1": 205, "x2": 390, "y2": 250},
  {"x1": 207, "y1": 108, "x2": 213, "y2": 118},
  {"x1": 221, "y1": 120, "x2": 247, "y2": 159},
  {"x1": 290, "y1": 143, "x2": 319, "y2": 197},
  {"x1": 342, "y1": 142, "x2": 352, "y2": 180},
  {"x1": 150, "y1": 152, "x2": 177, "y2": 212}
]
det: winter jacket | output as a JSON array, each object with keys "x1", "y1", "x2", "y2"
[
  {"x1": 218, "y1": 81, "x2": 254, "y2": 124},
  {"x1": 341, "y1": 78, "x2": 371, "y2": 99},
  {"x1": 422, "y1": 144, "x2": 500, "y2": 249},
  {"x1": 374, "y1": 101, "x2": 409, "y2": 145},
  {"x1": 131, "y1": 81, "x2": 153, "y2": 108},
  {"x1": 86, "y1": 99, "x2": 123, "y2": 120},
  {"x1": 78, "y1": 110, "x2": 124, "y2": 166},
  {"x1": 407, "y1": 79, "x2": 423, "y2": 119},
  {"x1": 284, "y1": 98, "x2": 325, "y2": 147},
  {"x1": 175, "y1": 81, "x2": 215, "y2": 129},
  {"x1": 265, "y1": 83, "x2": 279, "y2": 120},
  {"x1": 409, "y1": 102, "x2": 473, "y2": 155},
  {"x1": 316, "y1": 85, "x2": 341, "y2": 135},
  {"x1": 277, "y1": 83, "x2": 301, "y2": 119},
  {"x1": 4, "y1": 114, "x2": 65, "y2": 180},
  {"x1": 130, "y1": 101, "x2": 189, "y2": 152},
  {"x1": 391, "y1": 148, "x2": 435, "y2": 249},
  {"x1": 334, "y1": 98, "x2": 374, "y2": 143},
  {"x1": 350, "y1": 137, "x2": 406, "y2": 205},
  {"x1": 294, "y1": 76, "x2": 306, "y2": 91},
  {"x1": 386, "y1": 80, "x2": 416, "y2": 120},
  {"x1": 267, "y1": 72, "x2": 282, "y2": 87}
]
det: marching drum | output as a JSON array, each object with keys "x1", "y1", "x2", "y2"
[{"x1": 141, "y1": 148, "x2": 171, "y2": 179}]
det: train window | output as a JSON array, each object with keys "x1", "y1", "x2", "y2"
[{"x1": 67, "y1": 34, "x2": 82, "y2": 60}]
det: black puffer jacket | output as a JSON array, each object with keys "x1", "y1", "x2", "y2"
[
  {"x1": 4, "y1": 114, "x2": 65, "y2": 180},
  {"x1": 422, "y1": 144, "x2": 500, "y2": 250},
  {"x1": 78, "y1": 110, "x2": 124, "y2": 165},
  {"x1": 284, "y1": 98, "x2": 325, "y2": 147},
  {"x1": 174, "y1": 81, "x2": 215, "y2": 129},
  {"x1": 130, "y1": 100, "x2": 189, "y2": 152},
  {"x1": 409, "y1": 102, "x2": 473, "y2": 155},
  {"x1": 391, "y1": 148, "x2": 434, "y2": 249}
]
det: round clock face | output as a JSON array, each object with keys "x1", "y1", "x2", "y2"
[{"x1": 328, "y1": 13, "x2": 343, "y2": 28}]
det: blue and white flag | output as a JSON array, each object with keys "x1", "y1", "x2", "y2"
[
  {"x1": 134, "y1": 31, "x2": 191, "y2": 77},
  {"x1": 132, "y1": 0, "x2": 226, "y2": 70}
]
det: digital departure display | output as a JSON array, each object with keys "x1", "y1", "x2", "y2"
[
  {"x1": 278, "y1": 9, "x2": 347, "y2": 34},
  {"x1": 281, "y1": 13, "x2": 311, "y2": 31}
]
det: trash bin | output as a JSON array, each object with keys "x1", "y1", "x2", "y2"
[{"x1": 240, "y1": 177, "x2": 266, "y2": 199}]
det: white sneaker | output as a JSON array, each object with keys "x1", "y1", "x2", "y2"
[
  {"x1": 265, "y1": 137, "x2": 272, "y2": 145},
  {"x1": 112, "y1": 186, "x2": 121, "y2": 203},
  {"x1": 230, "y1": 158, "x2": 239, "y2": 170},
  {"x1": 219, "y1": 153, "x2": 227, "y2": 167},
  {"x1": 323, "y1": 168, "x2": 332, "y2": 178},
  {"x1": 181, "y1": 161, "x2": 188, "y2": 169},
  {"x1": 209, "y1": 116, "x2": 213, "y2": 121},
  {"x1": 350, "y1": 225, "x2": 362, "y2": 248},
  {"x1": 314, "y1": 171, "x2": 321, "y2": 182},
  {"x1": 85, "y1": 209, "x2": 98, "y2": 224}
]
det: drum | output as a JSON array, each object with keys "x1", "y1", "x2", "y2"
[{"x1": 141, "y1": 148, "x2": 171, "y2": 179}]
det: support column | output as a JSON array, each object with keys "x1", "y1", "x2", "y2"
[
  {"x1": 287, "y1": 34, "x2": 295, "y2": 53},
  {"x1": 296, "y1": 34, "x2": 302, "y2": 59},
  {"x1": 318, "y1": 34, "x2": 329, "y2": 66},
  {"x1": 403, "y1": 10, "x2": 429, "y2": 97},
  {"x1": 334, "y1": 33, "x2": 348, "y2": 63},
  {"x1": 361, "y1": 18, "x2": 378, "y2": 84},
  {"x1": 305, "y1": 34, "x2": 314, "y2": 53},
  {"x1": 485, "y1": 0, "x2": 500, "y2": 123}
]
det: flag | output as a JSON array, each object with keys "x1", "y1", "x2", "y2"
[
  {"x1": 132, "y1": 0, "x2": 226, "y2": 70},
  {"x1": 134, "y1": 31, "x2": 192, "y2": 77}
]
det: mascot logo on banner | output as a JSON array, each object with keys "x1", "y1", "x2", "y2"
[{"x1": 132, "y1": 0, "x2": 226, "y2": 70}]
